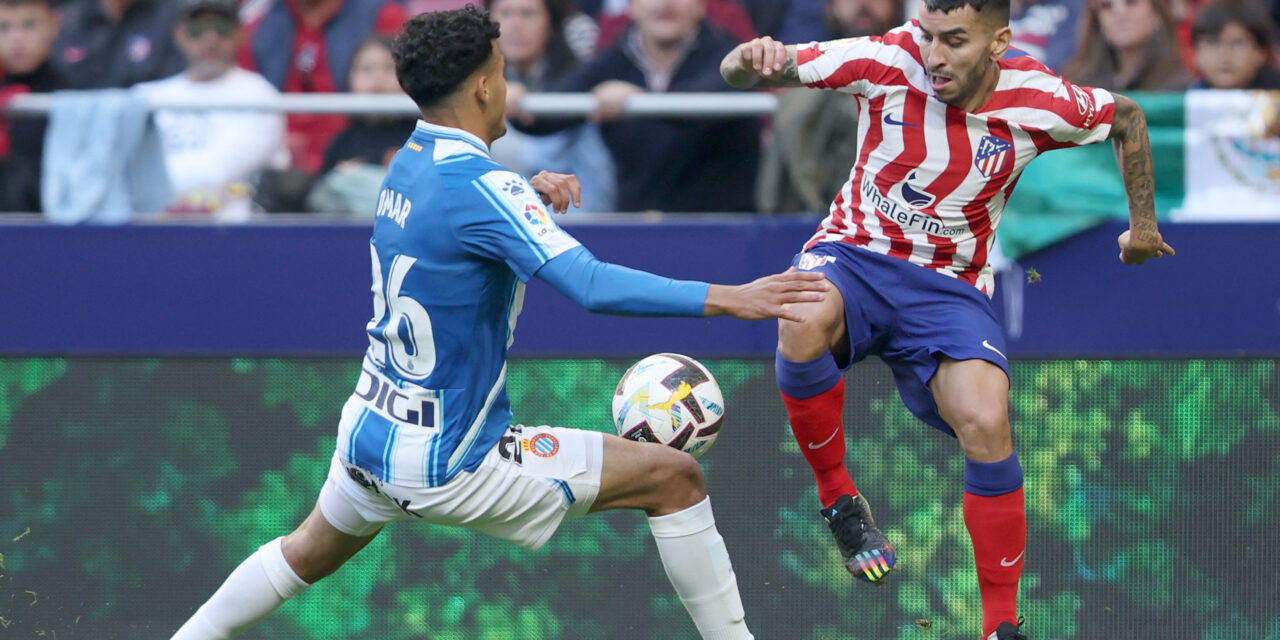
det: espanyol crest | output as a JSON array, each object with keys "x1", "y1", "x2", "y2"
[{"x1": 974, "y1": 135, "x2": 1013, "y2": 178}]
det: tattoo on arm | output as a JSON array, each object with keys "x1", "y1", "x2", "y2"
[
  {"x1": 1111, "y1": 95, "x2": 1159, "y2": 244},
  {"x1": 723, "y1": 46, "x2": 804, "y2": 89},
  {"x1": 754, "y1": 53, "x2": 802, "y2": 88}
]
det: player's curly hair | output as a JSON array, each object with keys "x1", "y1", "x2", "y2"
[{"x1": 392, "y1": 6, "x2": 502, "y2": 109}]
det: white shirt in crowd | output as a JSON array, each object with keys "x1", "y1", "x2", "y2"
[{"x1": 134, "y1": 67, "x2": 287, "y2": 219}]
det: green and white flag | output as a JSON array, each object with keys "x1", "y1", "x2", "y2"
[
  {"x1": 1178, "y1": 90, "x2": 1280, "y2": 221},
  {"x1": 998, "y1": 91, "x2": 1280, "y2": 259}
]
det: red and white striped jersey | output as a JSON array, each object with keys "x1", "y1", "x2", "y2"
[{"x1": 796, "y1": 21, "x2": 1116, "y2": 295}]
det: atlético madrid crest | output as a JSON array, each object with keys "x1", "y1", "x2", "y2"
[{"x1": 974, "y1": 135, "x2": 1013, "y2": 178}]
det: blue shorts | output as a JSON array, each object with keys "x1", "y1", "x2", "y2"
[{"x1": 792, "y1": 242, "x2": 1010, "y2": 437}]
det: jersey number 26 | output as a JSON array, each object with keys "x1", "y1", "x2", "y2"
[{"x1": 366, "y1": 244, "x2": 437, "y2": 380}]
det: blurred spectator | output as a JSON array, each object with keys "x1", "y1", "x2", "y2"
[
  {"x1": 594, "y1": 0, "x2": 756, "y2": 50},
  {"x1": 513, "y1": 0, "x2": 761, "y2": 212},
  {"x1": 51, "y1": 0, "x2": 186, "y2": 89},
  {"x1": 404, "y1": 0, "x2": 471, "y2": 13},
  {"x1": 1065, "y1": 0, "x2": 1194, "y2": 90},
  {"x1": 0, "y1": 0, "x2": 63, "y2": 212},
  {"x1": 757, "y1": 0, "x2": 901, "y2": 214},
  {"x1": 238, "y1": 0, "x2": 406, "y2": 178},
  {"x1": 306, "y1": 36, "x2": 415, "y2": 215},
  {"x1": 1009, "y1": 0, "x2": 1082, "y2": 71},
  {"x1": 316, "y1": 37, "x2": 410, "y2": 174},
  {"x1": 777, "y1": 0, "x2": 828, "y2": 43},
  {"x1": 1190, "y1": 0, "x2": 1280, "y2": 88},
  {"x1": 735, "y1": 0, "x2": 791, "y2": 38},
  {"x1": 134, "y1": 0, "x2": 286, "y2": 221},
  {"x1": 487, "y1": 0, "x2": 616, "y2": 211}
]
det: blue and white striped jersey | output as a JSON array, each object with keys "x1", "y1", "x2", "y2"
[{"x1": 338, "y1": 121, "x2": 581, "y2": 488}]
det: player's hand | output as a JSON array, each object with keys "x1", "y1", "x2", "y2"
[
  {"x1": 705, "y1": 268, "x2": 829, "y2": 321},
  {"x1": 530, "y1": 171, "x2": 581, "y2": 213},
  {"x1": 737, "y1": 36, "x2": 788, "y2": 78},
  {"x1": 591, "y1": 80, "x2": 643, "y2": 121},
  {"x1": 1117, "y1": 229, "x2": 1175, "y2": 265}
]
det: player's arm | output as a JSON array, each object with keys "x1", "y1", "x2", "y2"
[
  {"x1": 534, "y1": 248, "x2": 827, "y2": 322},
  {"x1": 720, "y1": 37, "x2": 804, "y2": 89},
  {"x1": 1108, "y1": 93, "x2": 1176, "y2": 265}
]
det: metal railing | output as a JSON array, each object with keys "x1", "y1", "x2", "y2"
[{"x1": 4, "y1": 91, "x2": 780, "y2": 118}]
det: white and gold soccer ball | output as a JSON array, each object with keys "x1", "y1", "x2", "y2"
[{"x1": 611, "y1": 353, "x2": 725, "y2": 458}]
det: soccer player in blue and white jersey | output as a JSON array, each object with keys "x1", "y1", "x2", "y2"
[{"x1": 170, "y1": 7, "x2": 830, "y2": 640}]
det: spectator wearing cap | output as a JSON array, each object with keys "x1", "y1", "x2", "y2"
[
  {"x1": 50, "y1": 0, "x2": 185, "y2": 88},
  {"x1": 134, "y1": 0, "x2": 286, "y2": 220},
  {"x1": 1190, "y1": 0, "x2": 1280, "y2": 88},
  {"x1": 0, "y1": 0, "x2": 65, "y2": 212},
  {"x1": 237, "y1": 0, "x2": 406, "y2": 177}
]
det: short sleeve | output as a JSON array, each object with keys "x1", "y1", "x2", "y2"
[
  {"x1": 797, "y1": 37, "x2": 880, "y2": 94},
  {"x1": 985, "y1": 59, "x2": 1118, "y2": 150},
  {"x1": 1047, "y1": 79, "x2": 1115, "y2": 147},
  {"x1": 796, "y1": 23, "x2": 919, "y2": 95},
  {"x1": 450, "y1": 170, "x2": 583, "y2": 282}
]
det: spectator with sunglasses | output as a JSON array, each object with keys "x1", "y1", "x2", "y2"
[{"x1": 134, "y1": 0, "x2": 286, "y2": 220}]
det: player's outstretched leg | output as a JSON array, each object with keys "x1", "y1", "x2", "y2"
[
  {"x1": 171, "y1": 502, "x2": 380, "y2": 639},
  {"x1": 591, "y1": 435, "x2": 753, "y2": 639},
  {"x1": 776, "y1": 285, "x2": 896, "y2": 584},
  {"x1": 932, "y1": 358, "x2": 1027, "y2": 638}
]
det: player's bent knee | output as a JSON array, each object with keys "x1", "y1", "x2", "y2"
[
  {"x1": 947, "y1": 404, "x2": 1012, "y2": 454},
  {"x1": 648, "y1": 447, "x2": 707, "y2": 514},
  {"x1": 778, "y1": 315, "x2": 835, "y2": 361},
  {"x1": 777, "y1": 295, "x2": 844, "y2": 361},
  {"x1": 281, "y1": 506, "x2": 379, "y2": 584}
]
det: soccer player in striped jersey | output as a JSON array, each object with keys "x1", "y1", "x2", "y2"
[
  {"x1": 171, "y1": 8, "x2": 830, "y2": 640},
  {"x1": 721, "y1": 1, "x2": 1174, "y2": 638}
]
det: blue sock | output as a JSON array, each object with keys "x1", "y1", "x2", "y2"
[
  {"x1": 963, "y1": 451, "x2": 1023, "y2": 497},
  {"x1": 775, "y1": 351, "x2": 841, "y2": 399}
]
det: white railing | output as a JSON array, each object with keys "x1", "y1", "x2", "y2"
[{"x1": 4, "y1": 91, "x2": 780, "y2": 118}]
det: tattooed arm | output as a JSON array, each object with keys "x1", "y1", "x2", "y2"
[
  {"x1": 1109, "y1": 93, "x2": 1176, "y2": 265},
  {"x1": 721, "y1": 37, "x2": 805, "y2": 89}
]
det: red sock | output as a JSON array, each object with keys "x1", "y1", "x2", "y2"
[
  {"x1": 963, "y1": 487, "x2": 1027, "y2": 636},
  {"x1": 780, "y1": 379, "x2": 857, "y2": 507}
]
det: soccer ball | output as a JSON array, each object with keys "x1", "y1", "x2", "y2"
[{"x1": 612, "y1": 353, "x2": 725, "y2": 458}]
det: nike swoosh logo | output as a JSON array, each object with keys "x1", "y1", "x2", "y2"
[
  {"x1": 807, "y1": 428, "x2": 840, "y2": 449},
  {"x1": 1000, "y1": 550, "x2": 1025, "y2": 566},
  {"x1": 882, "y1": 113, "x2": 919, "y2": 127},
  {"x1": 981, "y1": 339, "x2": 1007, "y2": 361}
]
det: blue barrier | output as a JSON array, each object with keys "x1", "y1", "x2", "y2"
[{"x1": 0, "y1": 219, "x2": 1275, "y2": 356}]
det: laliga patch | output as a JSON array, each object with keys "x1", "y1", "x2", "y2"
[
  {"x1": 797, "y1": 253, "x2": 837, "y2": 270},
  {"x1": 477, "y1": 170, "x2": 581, "y2": 258}
]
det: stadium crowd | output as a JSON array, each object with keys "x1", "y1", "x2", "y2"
[{"x1": 1, "y1": 0, "x2": 1279, "y2": 217}]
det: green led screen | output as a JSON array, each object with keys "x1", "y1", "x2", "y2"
[{"x1": 0, "y1": 358, "x2": 1277, "y2": 639}]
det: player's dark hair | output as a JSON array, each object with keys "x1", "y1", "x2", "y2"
[
  {"x1": 392, "y1": 6, "x2": 502, "y2": 109},
  {"x1": 1191, "y1": 0, "x2": 1274, "y2": 49},
  {"x1": 922, "y1": 0, "x2": 1010, "y2": 24}
]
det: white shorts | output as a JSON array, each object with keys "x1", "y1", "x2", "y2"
[{"x1": 318, "y1": 424, "x2": 603, "y2": 551}]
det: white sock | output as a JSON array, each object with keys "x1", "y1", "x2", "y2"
[
  {"x1": 171, "y1": 537, "x2": 310, "y2": 640},
  {"x1": 647, "y1": 497, "x2": 753, "y2": 640}
]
